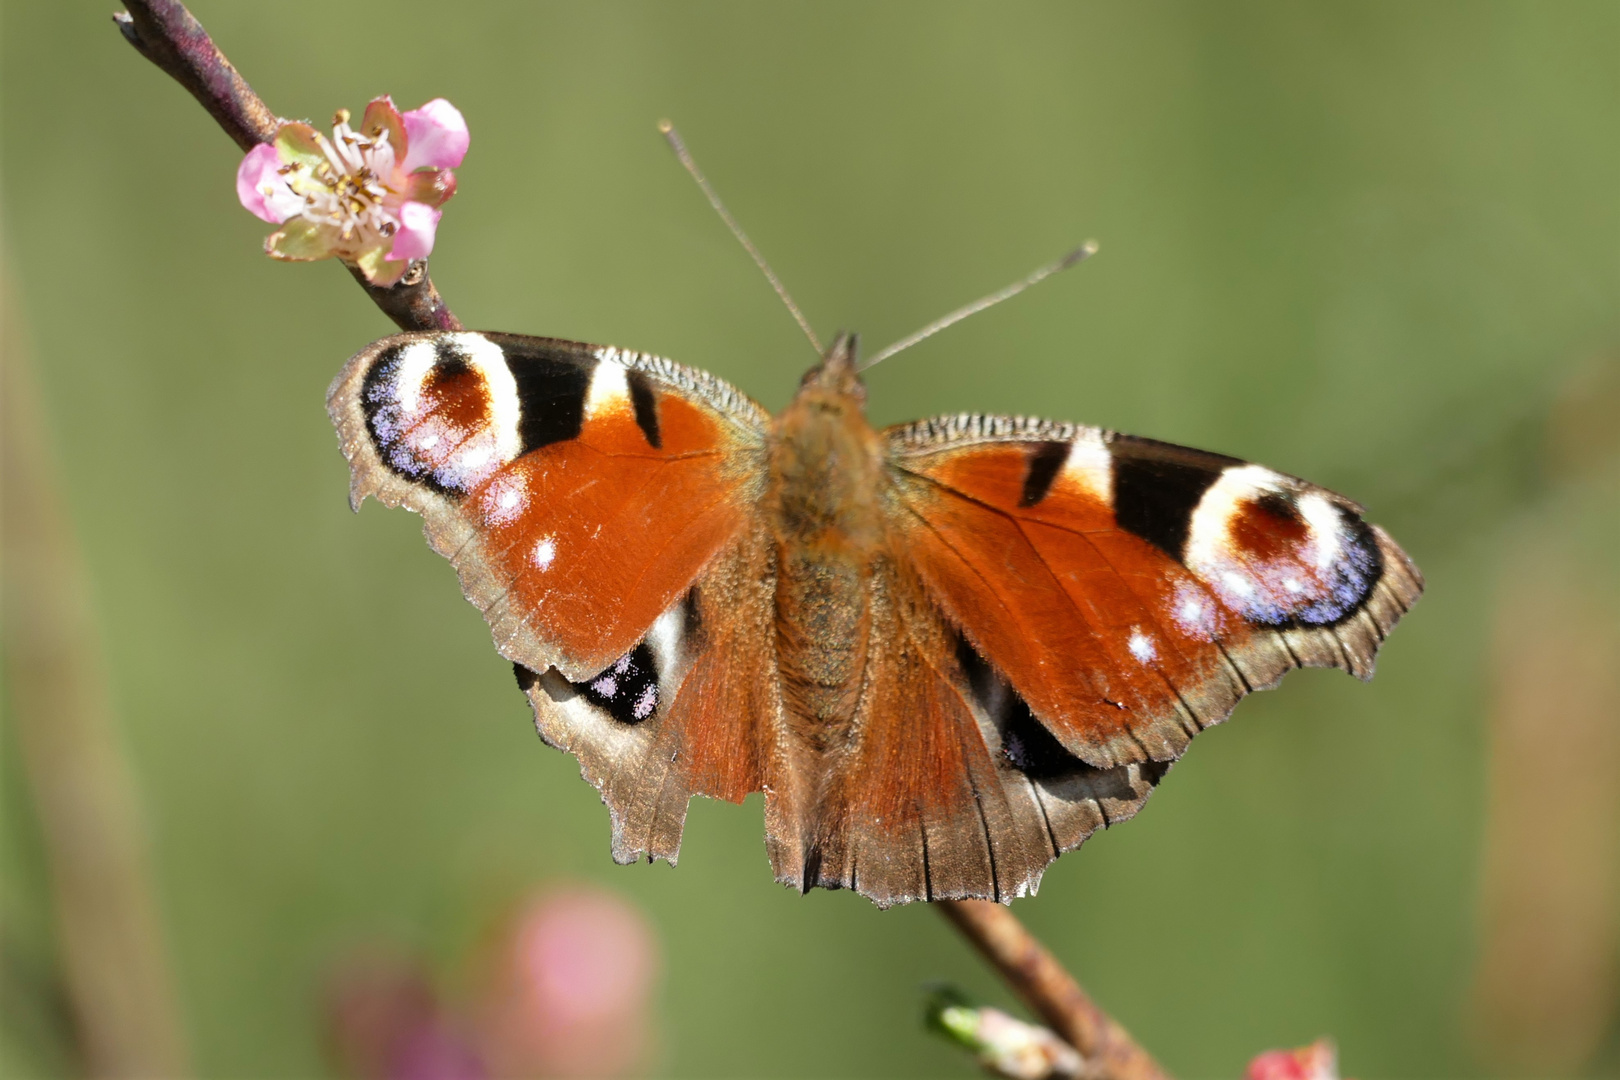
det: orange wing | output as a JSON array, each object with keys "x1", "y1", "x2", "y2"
[
  {"x1": 329, "y1": 331, "x2": 769, "y2": 679},
  {"x1": 772, "y1": 412, "x2": 1424, "y2": 905},
  {"x1": 884, "y1": 414, "x2": 1423, "y2": 771},
  {"x1": 790, "y1": 553, "x2": 1166, "y2": 906},
  {"x1": 514, "y1": 526, "x2": 782, "y2": 868},
  {"x1": 330, "y1": 331, "x2": 782, "y2": 866}
]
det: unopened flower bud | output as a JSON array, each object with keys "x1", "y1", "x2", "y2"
[{"x1": 925, "y1": 986, "x2": 1083, "y2": 1080}]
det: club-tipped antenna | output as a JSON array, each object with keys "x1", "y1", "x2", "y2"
[
  {"x1": 658, "y1": 120, "x2": 823, "y2": 356},
  {"x1": 858, "y1": 241, "x2": 1099, "y2": 371}
]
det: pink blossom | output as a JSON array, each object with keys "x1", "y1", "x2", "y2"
[
  {"x1": 1247, "y1": 1039, "x2": 1342, "y2": 1080},
  {"x1": 236, "y1": 143, "x2": 301, "y2": 223},
  {"x1": 323, "y1": 951, "x2": 485, "y2": 1080},
  {"x1": 235, "y1": 97, "x2": 467, "y2": 286},
  {"x1": 472, "y1": 886, "x2": 659, "y2": 1078},
  {"x1": 402, "y1": 99, "x2": 470, "y2": 173},
  {"x1": 389, "y1": 202, "x2": 442, "y2": 264}
]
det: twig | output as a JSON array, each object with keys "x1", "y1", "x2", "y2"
[
  {"x1": 113, "y1": 0, "x2": 463, "y2": 333},
  {"x1": 938, "y1": 900, "x2": 1169, "y2": 1080},
  {"x1": 2, "y1": 271, "x2": 192, "y2": 1076}
]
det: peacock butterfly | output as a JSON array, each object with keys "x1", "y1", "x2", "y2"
[{"x1": 327, "y1": 321, "x2": 1422, "y2": 908}]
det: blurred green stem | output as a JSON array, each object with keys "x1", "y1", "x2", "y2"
[
  {"x1": 2, "y1": 267, "x2": 191, "y2": 1075},
  {"x1": 939, "y1": 900, "x2": 1167, "y2": 1080}
]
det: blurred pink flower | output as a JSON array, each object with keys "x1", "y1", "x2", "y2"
[
  {"x1": 474, "y1": 885, "x2": 660, "y2": 1078},
  {"x1": 1246, "y1": 1039, "x2": 1342, "y2": 1080},
  {"x1": 324, "y1": 951, "x2": 485, "y2": 1080},
  {"x1": 235, "y1": 97, "x2": 466, "y2": 286}
]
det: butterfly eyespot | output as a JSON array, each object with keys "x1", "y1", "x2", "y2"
[
  {"x1": 358, "y1": 335, "x2": 524, "y2": 496},
  {"x1": 532, "y1": 536, "x2": 557, "y2": 570},
  {"x1": 1223, "y1": 571, "x2": 1252, "y2": 594},
  {"x1": 1178, "y1": 466, "x2": 1385, "y2": 628},
  {"x1": 999, "y1": 700, "x2": 1086, "y2": 781},
  {"x1": 572, "y1": 643, "x2": 660, "y2": 726}
]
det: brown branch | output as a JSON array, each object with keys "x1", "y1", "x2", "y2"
[
  {"x1": 345, "y1": 260, "x2": 462, "y2": 335},
  {"x1": 938, "y1": 900, "x2": 1170, "y2": 1080},
  {"x1": 113, "y1": 0, "x2": 463, "y2": 333}
]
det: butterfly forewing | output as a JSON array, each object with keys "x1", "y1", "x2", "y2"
[{"x1": 328, "y1": 331, "x2": 770, "y2": 680}]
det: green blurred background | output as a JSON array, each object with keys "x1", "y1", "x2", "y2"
[{"x1": 3, "y1": 1, "x2": 1617, "y2": 1077}]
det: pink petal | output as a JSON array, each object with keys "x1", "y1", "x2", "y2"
[
  {"x1": 401, "y1": 99, "x2": 469, "y2": 172},
  {"x1": 361, "y1": 96, "x2": 406, "y2": 158},
  {"x1": 236, "y1": 143, "x2": 301, "y2": 223},
  {"x1": 403, "y1": 168, "x2": 458, "y2": 209},
  {"x1": 387, "y1": 201, "x2": 442, "y2": 263},
  {"x1": 1247, "y1": 1050, "x2": 1309, "y2": 1080},
  {"x1": 473, "y1": 887, "x2": 657, "y2": 1078},
  {"x1": 1246, "y1": 1041, "x2": 1339, "y2": 1080}
]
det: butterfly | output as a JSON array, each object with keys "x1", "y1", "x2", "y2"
[{"x1": 327, "y1": 322, "x2": 1422, "y2": 908}]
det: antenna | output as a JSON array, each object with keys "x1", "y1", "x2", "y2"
[
  {"x1": 858, "y1": 241, "x2": 1099, "y2": 371},
  {"x1": 658, "y1": 120, "x2": 823, "y2": 355}
]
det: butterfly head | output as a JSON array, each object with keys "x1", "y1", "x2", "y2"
[{"x1": 797, "y1": 331, "x2": 866, "y2": 406}]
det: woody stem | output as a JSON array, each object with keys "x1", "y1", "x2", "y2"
[
  {"x1": 113, "y1": 0, "x2": 462, "y2": 333},
  {"x1": 937, "y1": 899, "x2": 1171, "y2": 1080}
]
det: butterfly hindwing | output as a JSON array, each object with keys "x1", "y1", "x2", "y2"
[
  {"x1": 512, "y1": 526, "x2": 784, "y2": 867},
  {"x1": 792, "y1": 556, "x2": 1163, "y2": 906}
]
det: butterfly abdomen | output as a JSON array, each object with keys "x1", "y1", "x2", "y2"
[{"x1": 765, "y1": 361, "x2": 890, "y2": 749}]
